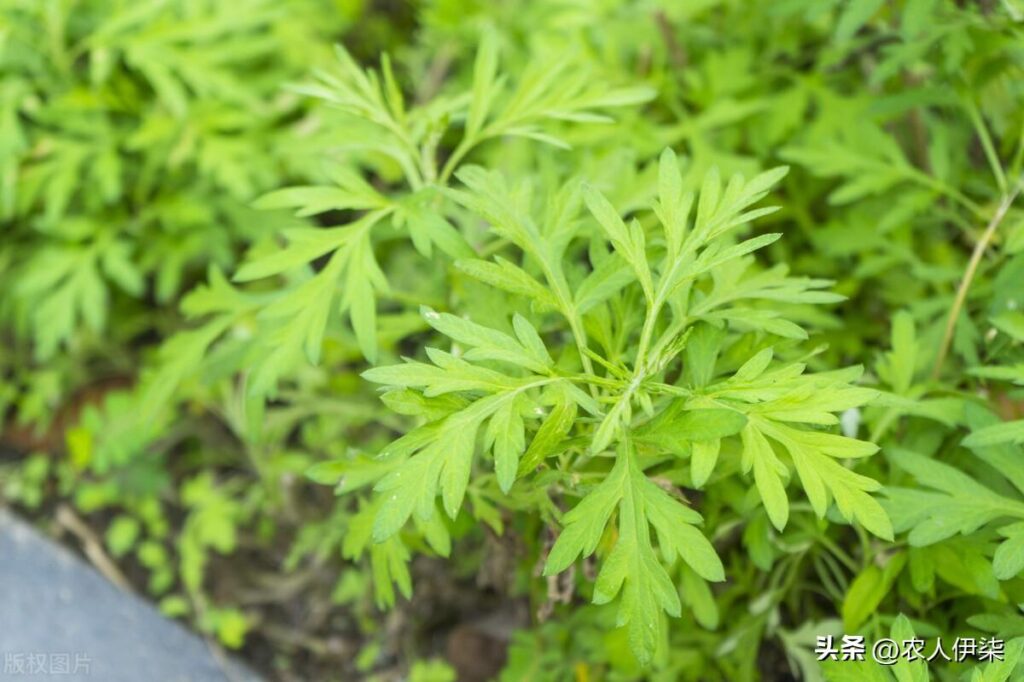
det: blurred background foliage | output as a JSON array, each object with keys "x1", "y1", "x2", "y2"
[{"x1": 2, "y1": 0, "x2": 1024, "y2": 680}]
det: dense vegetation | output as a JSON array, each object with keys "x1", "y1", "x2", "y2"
[{"x1": 2, "y1": 1, "x2": 1024, "y2": 680}]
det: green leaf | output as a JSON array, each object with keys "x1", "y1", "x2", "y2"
[
  {"x1": 690, "y1": 440, "x2": 721, "y2": 489},
  {"x1": 485, "y1": 396, "x2": 526, "y2": 493},
  {"x1": 684, "y1": 322, "x2": 724, "y2": 389},
  {"x1": 976, "y1": 638, "x2": 1024, "y2": 682},
  {"x1": 964, "y1": 420, "x2": 1024, "y2": 448},
  {"x1": 466, "y1": 29, "x2": 499, "y2": 138},
  {"x1": 635, "y1": 404, "x2": 746, "y2": 454},
  {"x1": 106, "y1": 516, "x2": 140, "y2": 557},
  {"x1": 882, "y1": 311, "x2": 918, "y2": 394},
  {"x1": 518, "y1": 395, "x2": 576, "y2": 475},
  {"x1": 734, "y1": 348, "x2": 774, "y2": 382},
  {"x1": 744, "y1": 423, "x2": 790, "y2": 531},
  {"x1": 422, "y1": 307, "x2": 552, "y2": 373},
  {"x1": 543, "y1": 457, "x2": 625, "y2": 575},
  {"x1": 656, "y1": 147, "x2": 690, "y2": 260},
  {"x1": 680, "y1": 565, "x2": 719, "y2": 630},
  {"x1": 252, "y1": 184, "x2": 386, "y2": 216},
  {"x1": 886, "y1": 448, "x2": 1024, "y2": 549},
  {"x1": 456, "y1": 257, "x2": 559, "y2": 310},
  {"x1": 583, "y1": 184, "x2": 654, "y2": 302},
  {"x1": 673, "y1": 408, "x2": 747, "y2": 442},
  {"x1": 889, "y1": 613, "x2": 928, "y2": 682},
  {"x1": 994, "y1": 523, "x2": 1024, "y2": 580},
  {"x1": 544, "y1": 445, "x2": 721, "y2": 666},
  {"x1": 573, "y1": 254, "x2": 634, "y2": 314},
  {"x1": 842, "y1": 553, "x2": 907, "y2": 631},
  {"x1": 835, "y1": 0, "x2": 886, "y2": 42}
]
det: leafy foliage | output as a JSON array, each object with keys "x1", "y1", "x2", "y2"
[
  {"x1": 346, "y1": 150, "x2": 886, "y2": 664},
  {"x1": 4, "y1": 0, "x2": 1024, "y2": 680}
]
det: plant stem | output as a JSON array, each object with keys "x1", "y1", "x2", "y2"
[
  {"x1": 634, "y1": 302, "x2": 659, "y2": 372},
  {"x1": 439, "y1": 135, "x2": 482, "y2": 185},
  {"x1": 932, "y1": 180, "x2": 1022, "y2": 379}
]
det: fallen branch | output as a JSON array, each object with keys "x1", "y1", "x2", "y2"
[{"x1": 55, "y1": 504, "x2": 133, "y2": 593}]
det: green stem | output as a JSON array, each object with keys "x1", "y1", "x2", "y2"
[
  {"x1": 932, "y1": 180, "x2": 1022, "y2": 379},
  {"x1": 912, "y1": 170, "x2": 984, "y2": 218},
  {"x1": 439, "y1": 134, "x2": 484, "y2": 185}
]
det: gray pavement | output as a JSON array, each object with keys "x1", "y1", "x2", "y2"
[{"x1": 0, "y1": 508, "x2": 262, "y2": 682}]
